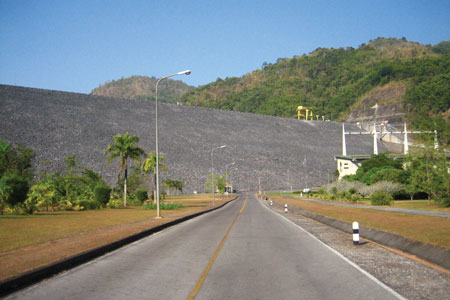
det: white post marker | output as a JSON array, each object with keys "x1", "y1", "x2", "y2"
[
  {"x1": 284, "y1": 204, "x2": 288, "y2": 213},
  {"x1": 270, "y1": 200, "x2": 273, "y2": 206},
  {"x1": 352, "y1": 221, "x2": 360, "y2": 245}
]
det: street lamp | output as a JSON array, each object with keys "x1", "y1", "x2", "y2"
[
  {"x1": 155, "y1": 70, "x2": 191, "y2": 218},
  {"x1": 211, "y1": 145, "x2": 226, "y2": 205}
]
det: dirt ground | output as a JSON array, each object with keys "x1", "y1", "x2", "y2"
[{"x1": 0, "y1": 199, "x2": 230, "y2": 282}]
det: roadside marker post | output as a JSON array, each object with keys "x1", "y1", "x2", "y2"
[
  {"x1": 270, "y1": 200, "x2": 273, "y2": 206},
  {"x1": 352, "y1": 221, "x2": 360, "y2": 245},
  {"x1": 284, "y1": 204, "x2": 288, "y2": 213}
]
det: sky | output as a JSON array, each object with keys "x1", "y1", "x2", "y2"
[{"x1": 1, "y1": 0, "x2": 449, "y2": 93}]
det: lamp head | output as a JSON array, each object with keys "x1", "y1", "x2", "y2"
[{"x1": 178, "y1": 70, "x2": 191, "y2": 75}]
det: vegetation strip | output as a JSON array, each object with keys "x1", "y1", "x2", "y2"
[
  {"x1": 0, "y1": 198, "x2": 235, "y2": 297},
  {"x1": 268, "y1": 198, "x2": 450, "y2": 270},
  {"x1": 187, "y1": 193, "x2": 248, "y2": 300}
]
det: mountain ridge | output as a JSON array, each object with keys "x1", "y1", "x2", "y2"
[{"x1": 91, "y1": 75, "x2": 194, "y2": 103}]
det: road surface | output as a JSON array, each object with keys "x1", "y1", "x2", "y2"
[{"x1": 6, "y1": 193, "x2": 403, "y2": 299}]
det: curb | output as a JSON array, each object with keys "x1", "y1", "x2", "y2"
[
  {"x1": 269, "y1": 199, "x2": 450, "y2": 271},
  {"x1": 0, "y1": 199, "x2": 235, "y2": 297}
]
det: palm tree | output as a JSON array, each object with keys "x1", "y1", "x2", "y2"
[
  {"x1": 105, "y1": 132, "x2": 144, "y2": 207},
  {"x1": 141, "y1": 152, "x2": 167, "y2": 203}
]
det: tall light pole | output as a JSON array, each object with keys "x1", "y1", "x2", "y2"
[
  {"x1": 211, "y1": 145, "x2": 226, "y2": 205},
  {"x1": 155, "y1": 70, "x2": 191, "y2": 218}
]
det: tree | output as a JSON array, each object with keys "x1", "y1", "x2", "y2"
[
  {"x1": 25, "y1": 178, "x2": 58, "y2": 212},
  {"x1": 116, "y1": 166, "x2": 144, "y2": 195},
  {"x1": 105, "y1": 132, "x2": 145, "y2": 207},
  {"x1": 141, "y1": 152, "x2": 167, "y2": 202},
  {"x1": 0, "y1": 139, "x2": 34, "y2": 179},
  {"x1": 0, "y1": 140, "x2": 34, "y2": 213},
  {"x1": 359, "y1": 153, "x2": 403, "y2": 174},
  {"x1": 204, "y1": 174, "x2": 226, "y2": 193},
  {"x1": 0, "y1": 180, "x2": 12, "y2": 214},
  {"x1": 64, "y1": 154, "x2": 78, "y2": 175},
  {"x1": 406, "y1": 147, "x2": 450, "y2": 205},
  {"x1": 163, "y1": 179, "x2": 184, "y2": 195}
]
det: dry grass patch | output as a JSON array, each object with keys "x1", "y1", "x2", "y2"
[
  {"x1": 0, "y1": 195, "x2": 233, "y2": 281},
  {"x1": 351, "y1": 197, "x2": 450, "y2": 212},
  {"x1": 272, "y1": 196, "x2": 450, "y2": 250}
]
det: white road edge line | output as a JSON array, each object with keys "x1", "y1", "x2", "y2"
[{"x1": 258, "y1": 196, "x2": 407, "y2": 300}]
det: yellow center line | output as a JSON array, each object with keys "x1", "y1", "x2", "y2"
[{"x1": 187, "y1": 193, "x2": 248, "y2": 300}]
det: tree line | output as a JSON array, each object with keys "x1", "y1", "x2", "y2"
[
  {"x1": 0, "y1": 134, "x2": 185, "y2": 214},
  {"x1": 180, "y1": 38, "x2": 450, "y2": 146},
  {"x1": 319, "y1": 149, "x2": 449, "y2": 206}
]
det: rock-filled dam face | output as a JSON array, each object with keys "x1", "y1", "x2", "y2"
[{"x1": 0, "y1": 85, "x2": 381, "y2": 192}]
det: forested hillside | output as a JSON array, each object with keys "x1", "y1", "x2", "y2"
[
  {"x1": 91, "y1": 75, "x2": 194, "y2": 103},
  {"x1": 180, "y1": 38, "x2": 450, "y2": 145}
]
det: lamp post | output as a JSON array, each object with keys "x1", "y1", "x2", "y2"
[
  {"x1": 211, "y1": 145, "x2": 226, "y2": 205},
  {"x1": 155, "y1": 70, "x2": 191, "y2": 218}
]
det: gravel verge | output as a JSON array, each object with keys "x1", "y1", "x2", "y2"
[{"x1": 262, "y1": 198, "x2": 450, "y2": 300}]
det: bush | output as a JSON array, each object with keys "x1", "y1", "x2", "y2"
[
  {"x1": 94, "y1": 185, "x2": 111, "y2": 206},
  {"x1": 108, "y1": 197, "x2": 123, "y2": 209},
  {"x1": 360, "y1": 181, "x2": 404, "y2": 196},
  {"x1": 434, "y1": 197, "x2": 450, "y2": 207},
  {"x1": 136, "y1": 188, "x2": 148, "y2": 202},
  {"x1": 324, "y1": 180, "x2": 366, "y2": 194},
  {"x1": 123, "y1": 194, "x2": 142, "y2": 206},
  {"x1": 370, "y1": 190, "x2": 393, "y2": 206},
  {"x1": 352, "y1": 194, "x2": 361, "y2": 203},
  {"x1": 442, "y1": 198, "x2": 450, "y2": 207},
  {"x1": 77, "y1": 199, "x2": 101, "y2": 210},
  {"x1": 0, "y1": 172, "x2": 29, "y2": 208},
  {"x1": 143, "y1": 203, "x2": 184, "y2": 210}
]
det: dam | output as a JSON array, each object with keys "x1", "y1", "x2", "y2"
[{"x1": 0, "y1": 85, "x2": 381, "y2": 192}]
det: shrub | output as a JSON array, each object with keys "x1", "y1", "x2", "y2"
[
  {"x1": 370, "y1": 168, "x2": 409, "y2": 184},
  {"x1": 324, "y1": 180, "x2": 366, "y2": 194},
  {"x1": 442, "y1": 198, "x2": 450, "y2": 207},
  {"x1": 143, "y1": 203, "x2": 184, "y2": 210},
  {"x1": 0, "y1": 172, "x2": 30, "y2": 208},
  {"x1": 331, "y1": 187, "x2": 338, "y2": 195},
  {"x1": 360, "y1": 181, "x2": 404, "y2": 196},
  {"x1": 136, "y1": 188, "x2": 148, "y2": 202},
  {"x1": 370, "y1": 190, "x2": 393, "y2": 206},
  {"x1": 125, "y1": 193, "x2": 142, "y2": 206},
  {"x1": 352, "y1": 194, "x2": 361, "y2": 203},
  {"x1": 434, "y1": 197, "x2": 450, "y2": 207},
  {"x1": 77, "y1": 199, "x2": 101, "y2": 210},
  {"x1": 108, "y1": 197, "x2": 123, "y2": 209},
  {"x1": 94, "y1": 185, "x2": 111, "y2": 206}
]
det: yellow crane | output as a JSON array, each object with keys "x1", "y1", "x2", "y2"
[{"x1": 297, "y1": 106, "x2": 314, "y2": 120}]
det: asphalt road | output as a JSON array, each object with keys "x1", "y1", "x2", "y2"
[{"x1": 6, "y1": 193, "x2": 404, "y2": 300}]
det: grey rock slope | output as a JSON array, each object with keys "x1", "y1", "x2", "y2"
[{"x1": 0, "y1": 85, "x2": 382, "y2": 192}]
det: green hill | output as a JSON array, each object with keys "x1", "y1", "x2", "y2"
[
  {"x1": 91, "y1": 75, "x2": 194, "y2": 103},
  {"x1": 180, "y1": 38, "x2": 450, "y2": 145}
]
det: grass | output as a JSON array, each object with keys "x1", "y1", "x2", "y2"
[
  {"x1": 271, "y1": 195, "x2": 450, "y2": 250},
  {"x1": 143, "y1": 203, "x2": 184, "y2": 210},
  {"x1": 290, "y1": 194, "x2": 450, "y2": 212},
  {"x1": 0, "y1": 208, "x2": 157, "y2": 253},
  {"x1": 0, "y1": 194, "x2": 231, "y2": 253}
]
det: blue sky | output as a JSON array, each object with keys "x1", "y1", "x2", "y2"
[{"x1": 1, "y1": 0, "x2": 449, "y2": 93}]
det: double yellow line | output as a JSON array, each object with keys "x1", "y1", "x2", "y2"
[{"x1": 187, "y1": 193, "x2": 248, "y2": 300}]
